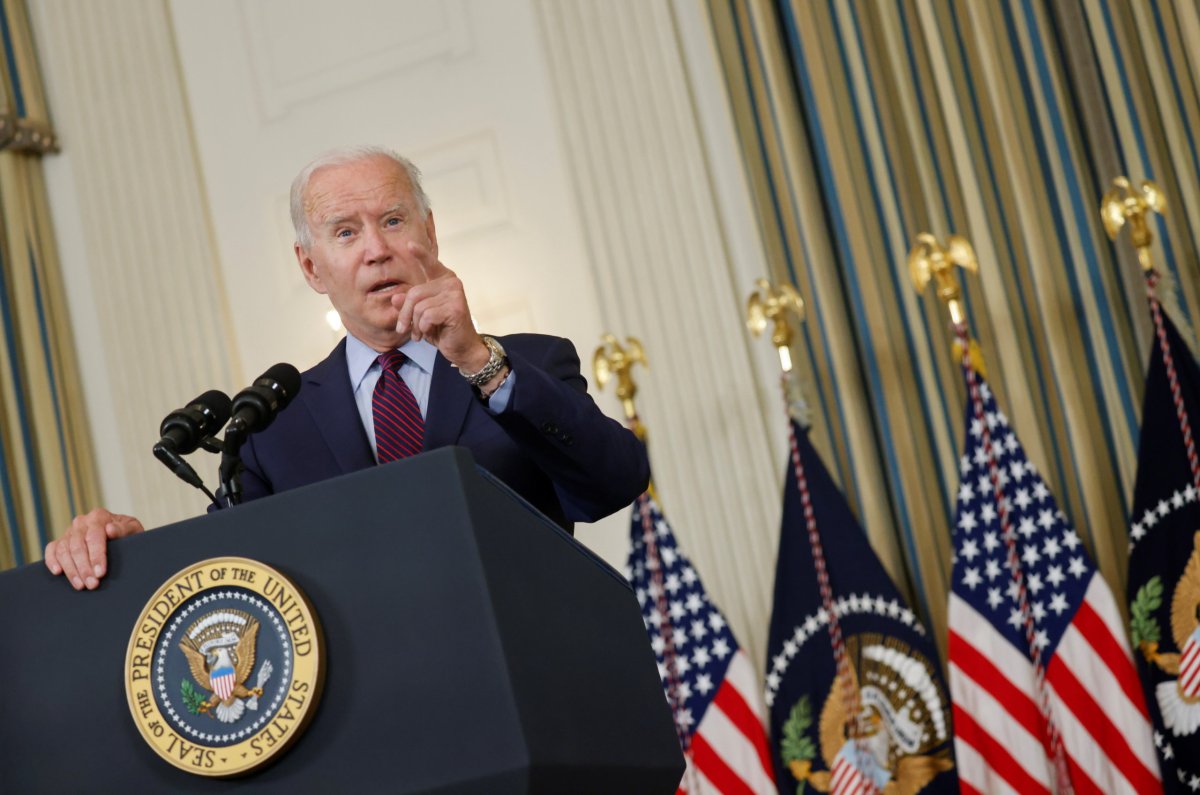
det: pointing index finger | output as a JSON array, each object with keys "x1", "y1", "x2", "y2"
[{"x1": 407, "y1": 241, "x2": 449, "y2": 280}]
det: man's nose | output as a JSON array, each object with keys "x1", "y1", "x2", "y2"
[{"x1": 361, "y1": 225, "x2": 391, "y2": 264}]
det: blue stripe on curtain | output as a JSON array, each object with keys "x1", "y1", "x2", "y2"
[
  {"x1": 839, "y1": 2, "x2": 958, "y2": 523},
  {"x1": 0, "y1": 247, "x2": 46, "y2": 563},
  {"x1": 1148, "y1": 2, "x2": 1200, "y2": 245},
  {"x1": 777, "y1": 0, "x2": 934, "y2": 622},
  {"x1": 735, "y1": 0, "x2": 865, "y2": 509},
  {"x1": 0, "y1": 3, "x2": 23, "y2": 117},
  {"x1": 29, "y1": 242, "x2": 75, "y2": 539},
  {"x1": 1009, "y1": 1, "x2": 1131, "y2": 532}
]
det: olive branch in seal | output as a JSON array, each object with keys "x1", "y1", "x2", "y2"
[
  {"x1": 180, "y1": 677, "x2": 207, "y2": 716},
  {"x1": 780, "y1": 695, "x2": 817, "y2": 792},
  {"x1": 1129, "y1": 575, "x2": 1163, "y2": 647}
]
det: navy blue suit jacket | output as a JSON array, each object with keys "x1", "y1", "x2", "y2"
[{"x1": 236, "y1": 334, "x2": 648, "y2": 533}]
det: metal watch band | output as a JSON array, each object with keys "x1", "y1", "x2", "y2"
[{"x1": 460, "y1": 335, "x2": 508, "y2": 386}]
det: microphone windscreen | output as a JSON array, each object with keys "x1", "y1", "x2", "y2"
[
  {"x1": 257, "y1": 363, "x2": 302, "y2": 403},
  {"x1": 192, "y1": 389, "x2": 233, "y2": 429}
]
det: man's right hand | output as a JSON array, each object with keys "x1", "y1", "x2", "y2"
[{"x1": 44, "y1": 509, "x2": 145, "y2": 590}]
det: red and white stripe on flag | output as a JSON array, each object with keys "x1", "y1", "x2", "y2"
[
  {"x1": 949, "y1": 576, "x2": 1161, "y2": 794},
  {"x1": 677, "y1": 650, "x2": 776, "y2": 795}
]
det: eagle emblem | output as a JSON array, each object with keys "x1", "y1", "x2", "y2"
[
  {"x1": 783, "y1": 635, "x2": 954, "y2": 794},
  {"x1": 178, "y1": 609, "x2": 274, "y2": 724},
  {"x1": 1140, "y1": 530, "x2": 1200, "y2": 735}
]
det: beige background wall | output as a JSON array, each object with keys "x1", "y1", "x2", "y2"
[{"x1": 30, "y1": 0, "x2": 785, "y2": 668}]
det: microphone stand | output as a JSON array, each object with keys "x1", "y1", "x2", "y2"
[{"x1": 217, "y1": 421, "x2": 248, "y2": 509}]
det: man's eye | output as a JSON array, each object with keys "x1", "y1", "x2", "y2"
[
  {"x1": 335, "y1": 229, "x2": 353, "y2": 239},
  {"x1": 385, "y1": 216, "x2": 402, "y2": 227}
]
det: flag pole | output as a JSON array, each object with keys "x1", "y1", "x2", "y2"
[
  {"x1": 593, "y1": 333, "x2": 699, "y2": 791},
  {"x1": 746, "y1": 280, "x2": 879, "y2": 786},
  {"x1": 593, "y1": 334, "x2": 650, "y2": 442},
  {"x1": 1101, "y1": 180, "x2": 1200, "y2": 505},
  {"x1": 910, "y1": 233, "x2": 1073, "y2": 793}
]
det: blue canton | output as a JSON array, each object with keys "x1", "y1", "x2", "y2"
[
  {"x1": 627, "y1": 497, "x2": 739, "y2": 739},
  {"x1": 953, "y1": 379, "x2": 1095, "y2": 660}
]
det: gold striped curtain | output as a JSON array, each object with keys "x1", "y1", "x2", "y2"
[
  {"x1": 0, "y1": 0, "x2": 98, "y2": 570},
  {"x1": 708, "y1": 0, "x2": 1200, "y2": 652}
]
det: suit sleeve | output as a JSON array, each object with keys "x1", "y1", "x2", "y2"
[{"x1": 492, "y1": 336, "x2": 649, "y2": 522}]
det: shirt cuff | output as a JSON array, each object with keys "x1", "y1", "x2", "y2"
[{"x1": 482, "y1": 368, "x2": 516, "y2": 413}]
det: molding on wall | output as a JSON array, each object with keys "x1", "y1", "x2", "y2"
[
  {"x1": 31, "y1": 0, "x2": 240, "y2": 528},
  {"x1": 534, "y1": 0, "x2": 781, "y2": 667},
  {"x1": 411, "y1": 130, "x2": 512, "y2": 242},
  {"x1": 241, "y1": 0, "x2": 474, "y2": 121}
]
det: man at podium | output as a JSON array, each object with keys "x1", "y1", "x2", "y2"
[{"x1": 44, "y1": 145, "x2": 649, "y2": 591}]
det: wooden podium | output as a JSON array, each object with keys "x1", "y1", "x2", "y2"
[{"x1": 0, "y1": 448, "x2": 684, "y2": 793}]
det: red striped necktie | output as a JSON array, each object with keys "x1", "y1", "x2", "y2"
[{"x1": 372, "y1": 350, "x2": 424, "y2": 463}]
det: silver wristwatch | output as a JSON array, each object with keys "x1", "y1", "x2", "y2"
[{"x1": 459, "y1": 335, "x2": 508, "y2": 386}]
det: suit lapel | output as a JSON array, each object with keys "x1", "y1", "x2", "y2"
[
  {"x1": 422, "y1": 353, "x2": 473, "y2": 451},
  {"x1": 300, "y1": 339, "x2": 377, "y2": 473}
]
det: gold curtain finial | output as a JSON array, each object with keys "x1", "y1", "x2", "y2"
[
  {"x1": 1101, "y1": 177, "x2": 1165, "y2": 273},
  {"x1": 909, "y1": 232, "x2": 977, "y2": 328},
  {"x1": 746, "y1": 278, "x2": 805, "y2": 373},
  {"x1": 593, "y1": 334, "x2": 648, "y2": 440}
]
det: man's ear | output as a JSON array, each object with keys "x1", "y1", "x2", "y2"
[
  {"x1": 296, "y1": 243, "x2": 327, "y2": 294},
  {"x1": 424, "y1": 211, "x2": 439, "y2": 261}
]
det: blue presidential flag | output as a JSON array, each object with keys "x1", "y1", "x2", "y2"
[
  {"x1": 765, "y1": 422, "x2": 957, "y2": 793},
  {"x1": 1128, "y1": 307, "x2": 1200, "y2": 791}
]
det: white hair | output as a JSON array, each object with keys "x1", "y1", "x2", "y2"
[{"x1": 290, "y1": 145, "x2": 430, "y2": 249}]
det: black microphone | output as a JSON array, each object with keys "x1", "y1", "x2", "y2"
[
  {"x1": 225, "y1": 363, "x2": 302, "y2": 440},
  {"x1": 155, "y1": 390, "x2": 233, "y2": 456},
  {"x1": 218, "y1": 364, "x2": 302, "y2": 508},
  {"x1": 153, "y1": 390, "x2": 232, "y2": 491}
]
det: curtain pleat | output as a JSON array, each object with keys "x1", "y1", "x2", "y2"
[
  {"x1": 0, "y1": 0, "x2": 98, "y2": 570},
  {"x1": 709, "y1": 0, "x2": 1200, "y2": 655}
]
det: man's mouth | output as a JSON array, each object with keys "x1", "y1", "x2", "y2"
[{"x1": 369, "y1": 280, "x2": 401, "y2": 294}]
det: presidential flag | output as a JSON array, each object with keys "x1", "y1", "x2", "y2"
[
  {"x1": 628, "y1": 494, "x2": 777, "y2": 794},
  {"x1": 1127, "y1": 305, "x2": 1200, "y2": 791},
  {"x1": 765, "y1": 422, "x2": 957, "y2": 794},
  {"x1": 948, "y1": 374, "x2": 1160, "y2": 792}
]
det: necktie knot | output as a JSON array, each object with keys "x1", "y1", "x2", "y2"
[{"x1": 377, "y1": 349, "x2": 406, "y2": 374}]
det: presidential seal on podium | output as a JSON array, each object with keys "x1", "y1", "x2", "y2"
[{"x1": 124, "y1": 557, "x2": 324, "y2": 776}]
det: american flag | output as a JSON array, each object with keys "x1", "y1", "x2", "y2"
[
  {"x1": 948, "y1": 376, "x2": 1161, "y2": 793},
  {"x1": 627, "y1": 494, "x2": 777, "y2": 794}
]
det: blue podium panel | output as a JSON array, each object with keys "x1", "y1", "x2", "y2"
[{"x1": 0, "y1": 448, "x2": 683, "y2": 793}]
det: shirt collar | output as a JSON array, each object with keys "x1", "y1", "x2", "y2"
[{"x1": 345, "y1": 333, "x2": 437, "y2": 392}]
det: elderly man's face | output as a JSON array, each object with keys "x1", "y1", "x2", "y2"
[{"x1": 296, "y1": 155, "x2": 438, "y2": 351}]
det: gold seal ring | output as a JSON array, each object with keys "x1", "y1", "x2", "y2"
[{"x1": 124, "y1": 557, "x2": 324, "y2": 777}]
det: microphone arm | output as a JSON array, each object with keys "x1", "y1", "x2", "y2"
[
  {"x1": 153, "y1": 443, "x2": 220, "y2": 506},
  {"x1": 216, "y1": 363, "x2": 302, "y2": 509},
  {"x1": 218, "y1": 424, "x2": 247, "y2": 509}
]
